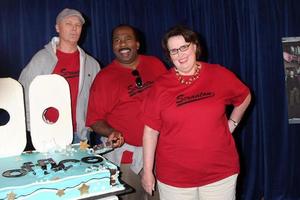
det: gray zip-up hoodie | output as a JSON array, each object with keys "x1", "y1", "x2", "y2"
[{"x1": 19, "y1": 37, "x2": 100, "y2": 141}]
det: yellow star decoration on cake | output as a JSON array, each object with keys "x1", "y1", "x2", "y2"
[
  {"x1": 79, "y1": 183, "x2": 90, "y2": 195},
  {"x1": 56, "y1": 189, "x2": 65, "y2": 197},
  {"x1": 7, "y1": 192, "x2": 16, "y2": 200},
  {"x1": 79, "y1": 140, "x2": 90, "y2": 150}
]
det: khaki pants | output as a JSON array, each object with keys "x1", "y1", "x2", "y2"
[
  {"x1": 119, "y1": 164, "x2": 160, "y2": 200},
  {"x1": 157, "y1": 174, "x2": 238, "y2": 200}
]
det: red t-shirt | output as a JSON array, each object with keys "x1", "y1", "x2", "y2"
[
  {"x1": 141, "y1": 62, "x2": 250, "y2": 187},
  {"x1": 86, "y1": 55, "x2": 167, "y2": 162},
  {"x1": 44, "y1": 49, "x2": 80, "y2": 132}
]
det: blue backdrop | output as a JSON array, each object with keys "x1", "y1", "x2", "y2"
[{"x1": 1, "y1": 0, "x2": 300, "y2": 199}]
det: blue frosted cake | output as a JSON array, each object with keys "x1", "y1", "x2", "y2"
[{"x1": 0, "y1": 144, "x2": 125, "y2": 200}]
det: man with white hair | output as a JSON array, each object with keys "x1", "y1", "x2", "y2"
[{"x1": 19, "y1": 8, "x2": 100, "y2": 150}]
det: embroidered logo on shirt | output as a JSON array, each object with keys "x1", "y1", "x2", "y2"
[
  {"x1": 128, "y1": 81, "x2": 154, "y2": 96},
  {"x1": 176, "y1": 92, "x2": 215, "y2": 106},
  {"x1": 59, "y1": 68, "x2": 80, "y2": 79}
]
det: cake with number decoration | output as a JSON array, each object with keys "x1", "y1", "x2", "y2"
[
  {"x1": 0, "y1": 141, "x2": 125, "y2": 200},
  {"x1": 0, "y1": 75, "x2": 125, "y2": 199}
]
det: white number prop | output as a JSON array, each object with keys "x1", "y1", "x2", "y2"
[
  {"x1": 0, "y1": 78, "x2": 26, "y2": 157},
  {"x1": 29, "y1": 74, "x2": 73, "y2": 152}
]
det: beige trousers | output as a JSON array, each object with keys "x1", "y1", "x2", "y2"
[{"x1": 157, "y1": 174, "x2": 238, "y2": 200}]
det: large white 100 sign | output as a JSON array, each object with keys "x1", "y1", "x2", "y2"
[{"x1": 0, "y1": 75, "x2": 73, "y2": 157}]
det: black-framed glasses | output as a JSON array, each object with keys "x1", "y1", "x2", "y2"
[
  {"x1": 131, "y1": 69, "x2": 143, "y2": 88},
  {"x1": 169, "y1": 43, "x2": 191, "y2": 55}
]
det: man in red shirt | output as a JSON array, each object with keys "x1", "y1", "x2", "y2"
[
  {"x1": 86, "y1": 24, "x2": 167, "y2": 200},
  {"x1": 19, "y1": 8, "x2": 100, "y2": 150}
]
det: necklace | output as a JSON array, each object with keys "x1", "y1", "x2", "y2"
[{"x1": 175, "y1": 64, "x2": 201, "y2": 85}]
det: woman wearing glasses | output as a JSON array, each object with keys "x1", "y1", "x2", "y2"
[{"x1": 141, "y1": 25, "x2": 251, "y2": 200}]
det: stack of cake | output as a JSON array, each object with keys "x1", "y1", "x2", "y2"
[{"x1": 0, "y1": 143, "x2": 125, "y2": 200}]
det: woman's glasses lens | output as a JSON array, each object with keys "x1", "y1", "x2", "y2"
[{"x1": 169, "y1": 43, "x2": 191, "y2": 55}]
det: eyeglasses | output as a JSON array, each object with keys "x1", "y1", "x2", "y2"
[
  {"x1": 169, "y1": 43, "x2": 191, "y2": 55},
  {"x1": 131, "y1": 69, "x2": 143, "y2": 88}
]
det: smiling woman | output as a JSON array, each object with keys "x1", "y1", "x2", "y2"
[
  {"x1": 141, "y1": 25, "x2": 251, "y2": 200},
  {"x1": 167, "y1": 35, "x2": 198, "y2": 75}
]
